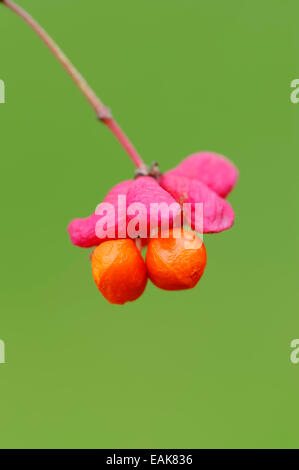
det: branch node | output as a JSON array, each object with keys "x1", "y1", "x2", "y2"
[
  {"x1": 134, "y1": 162, "x2": 161, "y2": 180},
  {"x1": 97, "y1": 107, "x2": 112, "y2": 121}
]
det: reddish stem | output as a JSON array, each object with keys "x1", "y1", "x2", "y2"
[{"x1": 1, "y1": 0, "x2": 146, "y2": 169}]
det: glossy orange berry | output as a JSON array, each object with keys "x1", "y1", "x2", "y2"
[
  {"x1": 146, "y1": 228, "x2": 207, "y2": 290},
  {"x1": 91, "y1": 239, "x2": 147, "y2": 305}
]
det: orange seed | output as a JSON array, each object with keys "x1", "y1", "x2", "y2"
[
  {"x1": 91, "y1": 239, "x2": 147, "y2": 305},
  {"x1": 146, "y1": 228, "x2": 207, "y2": 290}
]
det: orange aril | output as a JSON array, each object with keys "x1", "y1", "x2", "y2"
[
  {"x1": 146, "y1": 228, "x2": 207, "y2": 290},
  {"x1": 91, "y1": 239, "x2": 147, "y2": 305}
]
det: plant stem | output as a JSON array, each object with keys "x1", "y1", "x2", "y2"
[{"x1": 1, "y1": 0, "x2": 146, "y2": 169}]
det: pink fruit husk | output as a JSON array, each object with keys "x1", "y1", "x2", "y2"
[
  {"x1": 126, "y1": 176, "x2": 181, "y2": 236},
  {"x1": 160, "y1": 173, "x2": 235, "y2": 233},
  {"x1": 68, "y1": 180, "x2": 133, "y2": 247},
  {"x1": 68, "y1": 152, "x2": 238, "y2": 247},
  {"x1": 169, "y1": 152, "x2": 238, "y2": 198}
]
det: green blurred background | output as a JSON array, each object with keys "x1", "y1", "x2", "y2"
[{"x1": 0, "y1": 0, "x2": 298, "y2": 449}]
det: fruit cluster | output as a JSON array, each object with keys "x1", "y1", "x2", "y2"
[{"x1": 69, "y1": 151, "x2": 238, "y2": 304}]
